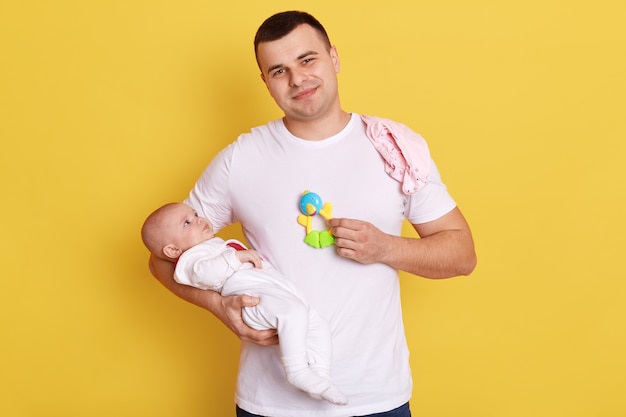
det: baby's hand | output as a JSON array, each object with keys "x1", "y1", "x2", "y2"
[{"x1": 236, "y1": 249, "x2": 263, "y2": 269}]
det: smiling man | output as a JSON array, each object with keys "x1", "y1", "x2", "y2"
[
  {"x1": 149, "y1": 10, "x2": 476, "y2": 417},
  {"x1": 256, "y1": 23, "x2": 346, "y2": 140}
]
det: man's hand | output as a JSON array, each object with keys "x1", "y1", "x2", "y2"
[
  {"x1": 219, "y1": 294, "x2": 278, "y2": 346},
  {"x1": 149, "y1": 254, "x2": 278, "y2": 346},
  {"x1": 328, "y1": 218, "x2": 392, "y2": 264},
  {"x1": 328, "y1": 207, "x2": 477, "y2": 278}
]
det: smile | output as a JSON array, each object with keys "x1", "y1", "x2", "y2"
[{"x1": 293, "y1": 87, "x2": 317, "y2": 100}]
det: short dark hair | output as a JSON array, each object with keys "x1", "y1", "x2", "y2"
[{"x1": 254, "y1": 11, "x2": 332, "y2": 59}]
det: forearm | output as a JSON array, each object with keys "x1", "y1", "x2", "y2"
[
  {"x1": 382, "y1": 228, "x2": 476, "y2": 279},
  {"x1": 149, "y1": 254, "x2": 223, "y2": 314},
  {"x1": 148, "y1": 254, "x2": 278, "y2": 345},
  {"x1": 330, "y1": 207, "x2": 477, "y2": 279}
]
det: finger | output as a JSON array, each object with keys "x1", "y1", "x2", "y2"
[
  {"x1": 329, "y1": 217, "x2": 354, "y2": 229},
  {"x1": 239, "y1": 295, "x2": 261, "y2": 307},
  {"x1": 332, "y1": 219, "x2": 366, "y2": 241},
  {"x1": 261, "y1": 333, "x2": 279, "y2": 346},
  {"x1": 335, "y1": 245, "x2": 356, "y2": 260},
  {"x1": 244, "y1": 332, "x2": 279, "y2": 346},
  {"x1": 240, "y1": 327, "x2": 278, "y2": 344},
  {"x1": 333, "y1": 234, "x2": 359, "y2": 250}
]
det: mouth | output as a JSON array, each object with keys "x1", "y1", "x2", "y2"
[{"x1": 293, "y1": 87, "x2": 317, "y2": 100}]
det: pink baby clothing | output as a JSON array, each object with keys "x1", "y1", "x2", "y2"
[{"x1": 361, "y1": 114, "x2": 431, "y2": 195}]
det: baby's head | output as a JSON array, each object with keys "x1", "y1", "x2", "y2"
[{"x1": 141, "y1": 202, "x2": 215, "y2": 261}]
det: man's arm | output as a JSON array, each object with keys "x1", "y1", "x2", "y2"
[
  {"x1": 149, "y1": 254, "x2": 278, "y2": 345},
  {"x1": 328, "y1": 207, "x2": 476, "y2": 278}
]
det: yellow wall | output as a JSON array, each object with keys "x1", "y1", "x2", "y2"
[{"x1": 1, "y1": 1, "x2": 625, "y2": 416}]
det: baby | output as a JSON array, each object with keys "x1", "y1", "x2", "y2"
[{"x1": 141, "y1": 202, "x2": 347, "y2": 405}]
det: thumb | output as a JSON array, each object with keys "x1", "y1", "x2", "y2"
[{"x1": 240, "y1": 295, "x2": 260, "y2": 307}]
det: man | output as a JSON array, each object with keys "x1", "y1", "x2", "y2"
[{"x1": 150, "y1": 10, "x2": 476, "y2": 417}]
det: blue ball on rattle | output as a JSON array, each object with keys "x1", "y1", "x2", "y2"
[{"x1": 299, "y1": 191, "x2": 323, "y2": 216}]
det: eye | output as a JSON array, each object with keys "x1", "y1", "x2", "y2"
[
  {"x1": 183, "y1": 220, "x2": 191, "y2": 227},
  {"x1": 271, "y1": 68, "x2": 286, "y2": 78}
]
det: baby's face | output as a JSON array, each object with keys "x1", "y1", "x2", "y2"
[{"x1": 164, "y1": 204, "x2": 214, "y2": 251}]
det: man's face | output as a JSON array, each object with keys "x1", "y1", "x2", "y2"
[{"x1": 257, "y1": 24, "x2": 341, "y2": 123}]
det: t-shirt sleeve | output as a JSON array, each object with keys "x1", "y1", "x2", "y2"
[
  {"x1": 184, "y1": 143, "x2": 237, "y2": 233},
  {"x1": 404, "y1": 158, "x2": 457, "y2": 224}
]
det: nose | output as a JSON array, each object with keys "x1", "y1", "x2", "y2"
[{"x1": 289, "y1": 68, "x2": 307, "y2": 87}]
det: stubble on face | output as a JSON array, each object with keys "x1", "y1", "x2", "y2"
[{"x1": 257, "y1": 25, "x2": 341, "y2": 125}]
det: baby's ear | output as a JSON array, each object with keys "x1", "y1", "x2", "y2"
[{"x1": 163, "y1": 244, "x2": 182, "y2": 259}]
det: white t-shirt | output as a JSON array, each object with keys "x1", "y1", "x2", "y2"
[{"x1": 185, "y1": 113, "x2": 456, "y2": 417}]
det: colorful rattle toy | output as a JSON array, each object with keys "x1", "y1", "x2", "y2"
[{"x1": 297, "y1": 190, "x2": 335, "y2": 248}]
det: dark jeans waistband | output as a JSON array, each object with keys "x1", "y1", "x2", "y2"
[{"x1": 236, "y1": 401, "x2": 411, "y2": 417}]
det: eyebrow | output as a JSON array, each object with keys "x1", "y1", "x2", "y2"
[{"x1": 266, "y1": 50, "x2": 319, "y2": 74}]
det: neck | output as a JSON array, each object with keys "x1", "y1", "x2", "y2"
[{"x1": 283, "y1": 110, "x2": 351, "y2": 141}]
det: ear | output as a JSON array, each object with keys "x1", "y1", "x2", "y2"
[
  {"x1": 260, "y1": 72, "x2": 269, "y2": 90},
  {"x1": 330, "y1": 45, "x2": 340, "y2": 73},
  {"x1": 162, "y1": 244, "x2": 182, "y2": 260}
]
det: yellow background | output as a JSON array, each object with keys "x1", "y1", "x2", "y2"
[{"x1": 1, "y1": 0, "x2": 625, "y2": 416}]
